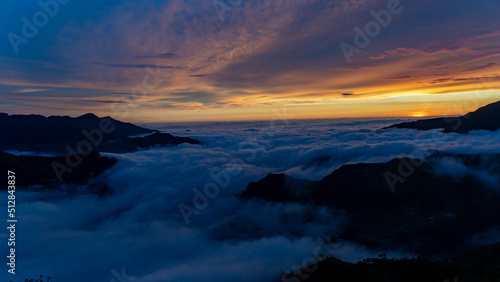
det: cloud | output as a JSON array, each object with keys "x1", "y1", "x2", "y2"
[
  {"x1": 462, "y1": 62, "x2": 496, "y2": 72},
  {"x1": 386, "y1": 75, "x2": 411, "y2": 80},
  {"x1": 369, "y1": 48, "x2": 420, "y2": 60},
  {"x1": 433, "y1": 157, "x2": 469, "y2": 178},
  {"x1": 428, "y1": 75, "x2": 500, "y2": 84},
  {"x1": 93, "y1": 62, "x2": 181, "y2": 69},
  {"x1": 8, "y1": 118, "x2": 500, "y2": 280},
  {"x1": 12, "y1": 88, "x2": 49, "y2": 93},
  {"x1": 134, "y1": 52, "x2": 177, "y2": 59},
  {"x1": 154, "y1": 91, "x2": 222, "y2": 106},
  {"x1": 2, "y1": 0, "x2": 500, "y2": 118}
]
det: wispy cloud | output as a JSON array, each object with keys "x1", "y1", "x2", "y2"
[
  {"x1": 134, "y1": 52, "x2": 176, "y2": 59},
  {"x1": 12, "y1": 88, "x2": 49, "y2": 93},
  {"x1": 462, "y1": 62, "x2": 496, "y2": 72},
  {"x1": 93, "y1": 62, "x2": 181, "y2": 69}
]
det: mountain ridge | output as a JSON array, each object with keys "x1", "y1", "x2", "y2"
[
  {"x1": 0, "y1": 112, "x2": 199, "y2": 154},
  {"x1": 241, "y1": 152, "x2": 500, "y2": 258},
  {"x1": 385, "y1": 100, "x2": 500, "y2": 133}
]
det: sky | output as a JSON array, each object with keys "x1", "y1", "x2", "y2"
[{"x1": 0, "y1": 0, "x2": 500, "y2": 122}]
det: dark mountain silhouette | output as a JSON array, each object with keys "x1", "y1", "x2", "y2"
[
  {"x1": 97, "y1": 132, "x2": 200, "y2": 153},
  {"x1": 0, "y1": 151, "x2": 116, "y2": 192},
  {"x1": 241, "y1": 152, "x2": 500, "y2": 257},
  {"x1": 277, "y1": 242, "x2": 500, "y2": 282},
  {"x1": 385, "y1": 100, "x2": 500, "y2": 133},
  {"x1": 0, "y1": 113, "x2": 199, "y2": 154}
]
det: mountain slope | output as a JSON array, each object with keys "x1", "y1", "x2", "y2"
[
  {"x1": 241, "y1": 153, "x2": 500, "y2": 257},
  {"x1": 385, "y1": 100, "x2": 500, "y2": 133},
  {"x1": 0, "y1": 151, "x2": 116, "y2": 191},
  {"x1": 278, "y1": 243, "x2": 500, "y2": 282},
  {"x1": 0, "y1": 113, "x2": 199, "y2": 154}
]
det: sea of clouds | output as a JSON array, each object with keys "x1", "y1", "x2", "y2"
[{"x1": 4, "y1": 117, "x2": 500, "y2": 281}]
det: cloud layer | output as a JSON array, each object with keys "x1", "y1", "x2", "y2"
[{"x1": 4, "y1": 118, "x2": 500, "y2": 280}]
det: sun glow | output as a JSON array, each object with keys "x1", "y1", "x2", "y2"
[{"x1": 410, "y1": 112, "x2": 428, "y2": 117}]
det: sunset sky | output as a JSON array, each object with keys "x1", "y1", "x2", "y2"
[{"x1": 1, "y1": 0, "x2": 499, "y2": 122}]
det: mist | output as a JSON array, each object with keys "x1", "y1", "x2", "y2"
[{"x1": 4, "y1": 118, "x2": 500, "y2": 281}]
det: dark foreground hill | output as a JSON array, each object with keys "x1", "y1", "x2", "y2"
[
  {"x1": 278, "y1": 242, "x2": 500, "y2": 282},
  {"x1": 0, "y1": 151, "x2": 116, "y2": 192},
  {"x1": 241, "y1": 152, "x2": 500, "y2": 258},
  {"x1": 385, "y1": 100, "x2": 500, "y2": 133},
  {"x1": 0, "y1": 113, "x2": 199, "y2": 154}
]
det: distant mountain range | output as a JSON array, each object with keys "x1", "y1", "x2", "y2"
[
  {"x1": 242, "y1": 152, "x2": 500, "y2": 258},
  {"x1": 0, "y1": 113, "x2": 201, "y2": 190},
  {"x1": 0, "y1": 113, "x2": 199, "y2": 154},
  {"x1": 385, "y1": 100, "x2": 500, "y2": 133}
]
